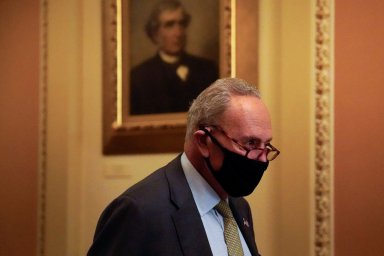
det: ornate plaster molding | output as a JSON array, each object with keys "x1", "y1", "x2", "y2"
[
  {"x1": 38, "y1": 0, "x2": 48, "y2": 255},
  {"x1": 315, "y1": 0, "x2": 333, "y2": 255}
]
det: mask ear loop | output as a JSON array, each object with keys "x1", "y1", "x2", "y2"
[
  {"x1": 199, "y1": 127, "x2": 222, "y2": 172},
  {"x1": 199, "y1": 127, "x2": 225, "y2": 150}
]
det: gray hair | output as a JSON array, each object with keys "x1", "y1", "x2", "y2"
[
  {"x1": 145, "y1": 0, "x2": 191, "y2": 43},
  {"x1": 185, "y1": 77, "x2": 261, "y2": 140}
]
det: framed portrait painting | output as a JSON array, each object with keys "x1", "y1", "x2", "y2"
[{"x1": 102, "y1": 0, "x2": 235, "y2": 154}]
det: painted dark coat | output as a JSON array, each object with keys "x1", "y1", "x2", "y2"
[{"x1": 130, "y1": 53, "x2": 218, "y2": 115}]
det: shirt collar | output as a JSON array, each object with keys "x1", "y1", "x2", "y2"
[
  {"x1": 181, "y1": 153, "x2": 221, "y2": 217},
  {"x1": 159, "y1": 51, "x2": 180, "y2": 64}
]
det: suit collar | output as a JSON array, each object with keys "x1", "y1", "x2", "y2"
[
  {"x1": 165, "y1": 155, "x2": 213, "y2": 256},
  {"x1": 229, "y1": 198, "x2": 259, "y2": 255},
  {"x1": 180, "y1": 153, "x2": 221, "y2": 216}
]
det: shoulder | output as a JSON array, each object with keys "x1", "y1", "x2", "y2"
[
  {"x1": 93, "y1": 157, "x2": 183, "y2": 231},
  {"x1": 111, "y1": 155, "x2": 184, "y2": 207},
  {"x1": 119, "y1": 161, "x2": 176, "y2": 202}
]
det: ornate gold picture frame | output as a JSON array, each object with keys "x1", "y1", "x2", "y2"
[{"x1": 102, "y1": 0, "x2": 235, "y2": 154}]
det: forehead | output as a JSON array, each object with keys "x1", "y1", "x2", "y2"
[
  {"x1": 158, "y1": 7, "x2": 184, "y2": 22},
  {"x1": 219, "y1": 95, "x2": 272, "y2": 141}
]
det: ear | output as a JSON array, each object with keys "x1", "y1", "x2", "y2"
[
  {"x1": 152, "y1": 31, "x2": 160, "y2": 44},
  {"x1": 193, "y1": 129, "x2": 210, "y2": 158}
]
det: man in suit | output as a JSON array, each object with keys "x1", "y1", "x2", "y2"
[
  {"x1": 88, "y1": 78, "x2": 280, "y2": 255},
  {"x1": 130, "y1": 0, "x2": 218, "y2": 115}
]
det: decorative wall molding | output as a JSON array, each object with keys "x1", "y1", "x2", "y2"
[
  {"x1": 38, "y1": 0, "x2": 48, "y2": 255},
  {"x1": 314, "y1": 0, "x2": 333, "y2": 255}
]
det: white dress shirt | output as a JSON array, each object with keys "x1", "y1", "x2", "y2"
[{"x1": 181, "y1": 153, "x2": 252, "y2": 256}]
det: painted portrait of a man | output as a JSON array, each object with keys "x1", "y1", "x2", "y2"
[{"x1": 129, "y1": 0, "x2": 219, "y2": 115}]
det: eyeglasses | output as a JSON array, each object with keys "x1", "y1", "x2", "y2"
[{"x1": 202, "y1": 126, "x2": 280, "y2": 161}]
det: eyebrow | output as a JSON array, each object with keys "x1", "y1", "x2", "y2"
[{"x1": 241, "y1": 136, "x2": 273, "y2": 145}]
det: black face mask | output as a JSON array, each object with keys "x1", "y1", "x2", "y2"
[{"x1": 203, "y1": 129, "x2": 269, "y2": 197}]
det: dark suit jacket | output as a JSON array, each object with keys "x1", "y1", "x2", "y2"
[
  {"x1": 130, "y1": 53, "x2": 218, "y2": 115},
  {"x1": 87, "y1": 155, "x2": 261, "y2": 256}
]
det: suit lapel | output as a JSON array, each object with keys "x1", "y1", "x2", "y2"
[
  {"x1": 230, "y1": 198, "x2": 259, "y2": 256},
  {"x1": 165, "y1": 156, "x2": 213, "y2": 256},
  {"x1": 172, "y1": 203, "x2": 213, "y2": 256}
]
